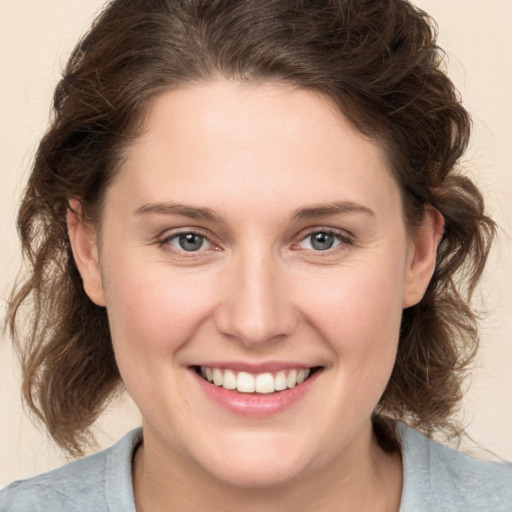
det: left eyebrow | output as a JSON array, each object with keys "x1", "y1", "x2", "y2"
[{"x1": 291, "y1": 201, "x2": 375, "y2": 221}]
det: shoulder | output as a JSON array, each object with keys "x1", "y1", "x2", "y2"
[
  {"x1": 398, "y1": 422, "x2": 512, "y2": 512},
  {"x1": 0, "y1": 452, "x2": 108, "y2": 512},
  {"x1": 0, "y1": 428, "x2": 141, "y2": 512}
]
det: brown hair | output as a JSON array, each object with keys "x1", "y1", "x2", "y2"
[{"x1": 7, "y1": 0, "x2": 495, "y2": 455}]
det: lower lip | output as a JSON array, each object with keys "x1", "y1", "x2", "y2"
[{"x1": 191, "y1": 369, "x2": 321, "y2": 417}]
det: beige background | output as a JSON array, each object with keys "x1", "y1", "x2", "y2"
[{"x1": 0, "y1": 0, "x2": 511, "y2": 486}]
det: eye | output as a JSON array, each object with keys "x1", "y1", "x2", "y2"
[
  {"x1": 165, "y1": 232, "x2": 211, "y2": 252},
  {"x1": 298, "y1": 230, "x2": 345, "y2": 251}
]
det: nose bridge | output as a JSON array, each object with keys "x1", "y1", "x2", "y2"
[{"x1": 215, "y1": 244, "x2": 296, "y2": 346}]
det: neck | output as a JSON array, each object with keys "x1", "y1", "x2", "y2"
[{"x1": 132, "y1": 423, "x2": 403, "y2": 512}]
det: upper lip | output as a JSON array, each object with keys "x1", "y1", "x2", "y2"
[{"x1": 192, "y1": 361, "x2": 318, "y2": 373}]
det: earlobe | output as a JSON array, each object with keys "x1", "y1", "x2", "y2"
[
  {"x1": 402, "y1": 208, "x2": 444, "y2": 309},
  {"x1": 66, "y1": 199, "x2": 106, "y2": 307}
]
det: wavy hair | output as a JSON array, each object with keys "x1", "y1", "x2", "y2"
[{"x1": 7, "y1": 0, "x2": 495, "y2": 455}]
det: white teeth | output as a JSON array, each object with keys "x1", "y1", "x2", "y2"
[
  {"x1": 213, "y1": 368, "x2": 223, "y2": 386},
  {"x1": 237, "y1": 372, "x2": 255, "y2": 392},
  {"x1": 287, "y1": 369, "x2": 298, "y2": 388},
  {"x1": 223, "y1": 369, "x2": 237, "y2": 390},
  {"x1": 200, "y1": 367, "x2": 312, "y2": 393},
  {"x1": 274, "y1": 370, "x2": 288, "y2": 391},
  {"x1": 255, "y1": 373, "x2": 275, "y2": 394},
  {"x1": 297, "y1": 369, "x2": 309, "y2": 384}
]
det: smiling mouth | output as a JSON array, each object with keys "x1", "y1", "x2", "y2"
[{"x1": 194, "y1": 366, "x2": 321, "y2": 394}]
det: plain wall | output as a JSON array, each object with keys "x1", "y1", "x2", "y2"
[{"x1": 0, "y1": 0, "x2": 511, "y2": 486}]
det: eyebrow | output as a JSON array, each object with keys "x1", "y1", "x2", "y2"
[
  {"x1": 292, "y1": 201, "x2": 375, "y2": 220},
  {"x1": 133, "y1": 202, "x2": 225, "y2": 223},
  {"x1": 133, "y1": 200, "x2": 374, "y2": 223}
]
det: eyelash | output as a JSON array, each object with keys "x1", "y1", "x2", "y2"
[
  {"x1": 294, "y1": 229, "x2": 353, "y2": 253},
  {"x1": 156, "y1": 229, "x2": 217, "y2": 255},
  {"x1": 155, "y1": 228, "x2": 353, "y2": 257}
]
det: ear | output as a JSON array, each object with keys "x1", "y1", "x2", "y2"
[
  {"x1": 67, "y1": 199, "x2": 106, "y2": 307},
  {"x1": 402, "y1": 207, "x2": 444, "y2": 309}
]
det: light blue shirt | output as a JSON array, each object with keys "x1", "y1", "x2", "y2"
[{"x1": 1, "y1": 423, "x2": 510, "y2": 511}]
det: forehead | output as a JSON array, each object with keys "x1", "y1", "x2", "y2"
[{"x1": 111, "y1": 81, "x2": 401, "y2": 220}]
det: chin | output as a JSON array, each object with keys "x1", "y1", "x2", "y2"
[
  {"x1": 191, "y1": 432, "x2": 314, "y2": 489},
  {"x1": 204, "y1": 460, "x2": 306, "y2": 490}
]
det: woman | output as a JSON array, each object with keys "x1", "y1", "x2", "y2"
[{"x1": 1, "y1": 0, "x2": 510, "y2": 510}]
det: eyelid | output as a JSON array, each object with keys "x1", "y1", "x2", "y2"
[
  {"x1": 292, "y1": 227, "x2": 354, "y2": 251},
  {"x1": 153, "y1": 225, "x2": 353, "y2": 255},
  {"x1": 156, "y1": 227, "x2": 220, "y2": 254}
]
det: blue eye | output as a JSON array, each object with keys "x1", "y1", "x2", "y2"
[
  {"x1": 171, "y1": 232, "x2": 208, "y2": 252},
  {"x1": 299, "y1": 231, "x2": 343, "y2": 251}
]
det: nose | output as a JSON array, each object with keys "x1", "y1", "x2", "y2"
[{"x1": 214, "y1": 248, "x2": 298, "y2": 348}]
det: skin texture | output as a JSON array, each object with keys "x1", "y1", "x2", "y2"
[{"x1": 68, "y1": 81, "x2": 442, "y2": 511}]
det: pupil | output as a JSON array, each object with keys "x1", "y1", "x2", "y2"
[
  {"x1": 179, "y1": 233, "x2": 203, "y2": 251},
  {"x1": 311, "y1": 232, "x2": 334, "y2": 250}
]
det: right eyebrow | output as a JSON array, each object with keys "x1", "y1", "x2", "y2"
[{"x1": 133, "y1": 202, "x2": 226, "y2": 223}]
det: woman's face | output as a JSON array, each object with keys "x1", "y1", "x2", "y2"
[{"x1": 71, "y1": 81, "x2": 439, "y2": 487}]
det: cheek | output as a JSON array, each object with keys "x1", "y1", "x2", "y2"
[
  {"x1": 299, "y1": 261, "x2": 405, "y2": 381},
  {"x1": 102, "y1": 261, "x2": 216, "y2": 356},
  {"x1": 303, "y1": 258, "x2": 404, "y2": 332}
]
